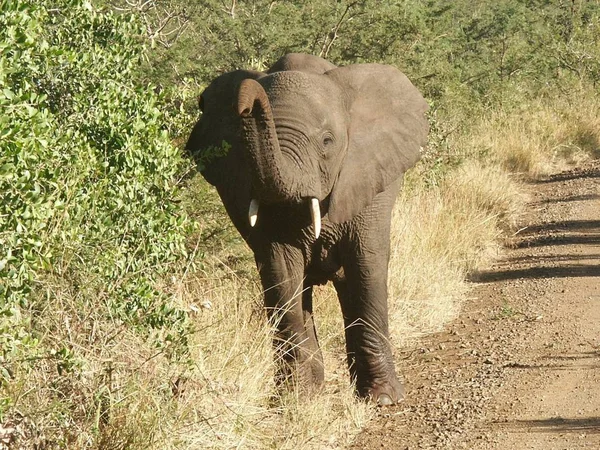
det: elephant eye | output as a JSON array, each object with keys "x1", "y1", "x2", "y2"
[{"x1": 322, "y1": 133, "x2": 334, "y2": 147}]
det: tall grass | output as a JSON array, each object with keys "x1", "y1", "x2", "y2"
[{"x1": 476, "y1": 95, "x2": 600, "y2": 177}]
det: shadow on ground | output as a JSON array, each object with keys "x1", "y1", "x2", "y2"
[
  {"x1": 516, "y1": 219, "x2": 600, "y2": 235},
  {"x1": 497, "y1": 417, "x2": 600, "y2": 434},
  {"x1": 534, "y1": 166, "x2": 600, "y2": 184},
  {"x1": 504, "y1": 253, "x2": 600, "y2": 264},
  {"x1": 504, "y1": 350, "x2": 600, "y2": 371},
  {"x1": 470, "y1": 211, "x2": 600, "y2": 281},
  {"x1": 471, "y1": 264, "x2": 600, "y2": 282},
  {"x1": 536, "y1": 193, "x2": 600, "y2": 205},
  {"x1": 515, "y1": 234, "x2": 600, "y2": 249}
]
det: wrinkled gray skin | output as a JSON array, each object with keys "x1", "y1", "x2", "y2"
[{"x1": 186, "y1": 53, "x2": 428, "y2": 405}]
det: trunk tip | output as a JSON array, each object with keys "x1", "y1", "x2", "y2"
[{"x1": 237, "y1": 78, "x2": 268, "y2": 117}]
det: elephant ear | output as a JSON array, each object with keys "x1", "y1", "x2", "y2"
[
  {"x1": 325, "y1": 64, "x2": 428, "y2": 224},
  {"x1": 186, "y1": 69, "x2": 264, "y2": 238}
]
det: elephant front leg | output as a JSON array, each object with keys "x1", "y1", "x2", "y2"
[
  {"x1": 333, "y1": 185, "x2": 404, "y2": 405},
  {"x1": 334, "y1": 270, "x2": 403, "y2": 406},
  {"x1": 256, "y1": 243, "x2": 324, "y2": 390}
]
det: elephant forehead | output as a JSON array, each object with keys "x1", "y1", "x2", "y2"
[{"x1": 260, "y1": 72, "x2": 342, "y2": 105}]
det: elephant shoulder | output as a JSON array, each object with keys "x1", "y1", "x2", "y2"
[{"x1": 268, "y1": 53, "x2": 337, "y2": 75}]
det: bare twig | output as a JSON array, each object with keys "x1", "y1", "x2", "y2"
[
  {"x1": 319, "y1": 2, "x2": 359, "y2": 58},
  {"x1": 114, "y1": 0, "x2": 191, "y2": 48}
]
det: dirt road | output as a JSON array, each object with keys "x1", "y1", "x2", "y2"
[{"x1": 352, "y1": 161, "x2": 600, "y2": 449}]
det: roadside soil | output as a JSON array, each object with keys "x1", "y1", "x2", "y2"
[{"x1": 352, "y1": 160, "x2": 600, "y2": 450}]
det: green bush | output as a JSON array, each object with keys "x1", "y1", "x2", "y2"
[{"x1": 0, "y1": 0, "x2": 193, "y2": 390}]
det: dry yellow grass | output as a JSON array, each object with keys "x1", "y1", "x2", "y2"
[
  {"x1": 387, "y1": 161, "x2": 526, "y2": 347},
  {"x1": 475, "y1": 95, "x2": 600, "y2": 178}
]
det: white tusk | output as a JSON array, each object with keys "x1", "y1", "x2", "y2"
[
  {"x1": 249, "y1": 199, "x2": 259, "y2": 227},
  {"x1": 310, "y1": 198, "x2": 321, "y2": 239}
]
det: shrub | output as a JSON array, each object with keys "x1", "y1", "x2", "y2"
[{"x1": 0, "y1": 0, "x2": 193, "y2": 436}]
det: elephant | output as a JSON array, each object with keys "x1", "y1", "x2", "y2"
[{"x1": 186, "y1": 53, "x2": 428, "y2": 405}]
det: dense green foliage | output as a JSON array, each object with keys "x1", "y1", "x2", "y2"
[
  {"x1": 0, "y1": 0, "x2": 192, "y2": 395},
  {"x1": 125, "y1": 0, "x2": 600, "y2": 108}
]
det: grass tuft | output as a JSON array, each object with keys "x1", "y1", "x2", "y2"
[{"x1": 475, "y1": 95, "x2": 600, "y2": 177}]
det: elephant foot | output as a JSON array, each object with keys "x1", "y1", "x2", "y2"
[
  {"x1": 359, "y1": 378, "x2": 405, "y2": 406},
  {"x1": 274, "y1": 356, "x2": 325, "y2": 393}
]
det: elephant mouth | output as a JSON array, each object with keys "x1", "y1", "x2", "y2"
[{"x1": 248, "y1": 197, "x2": 322, "y2": 239}]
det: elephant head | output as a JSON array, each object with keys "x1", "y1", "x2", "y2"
[{"x1": 186, "y1": 54, "x2": 428, "y2": 239}]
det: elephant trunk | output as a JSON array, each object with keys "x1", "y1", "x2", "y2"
[
  {"x1": 237, "y1": 79, "x2": 322, "y2": 239},
  {"x1": 237, "y1": 79, "x2": 302, "y2": 204}
]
